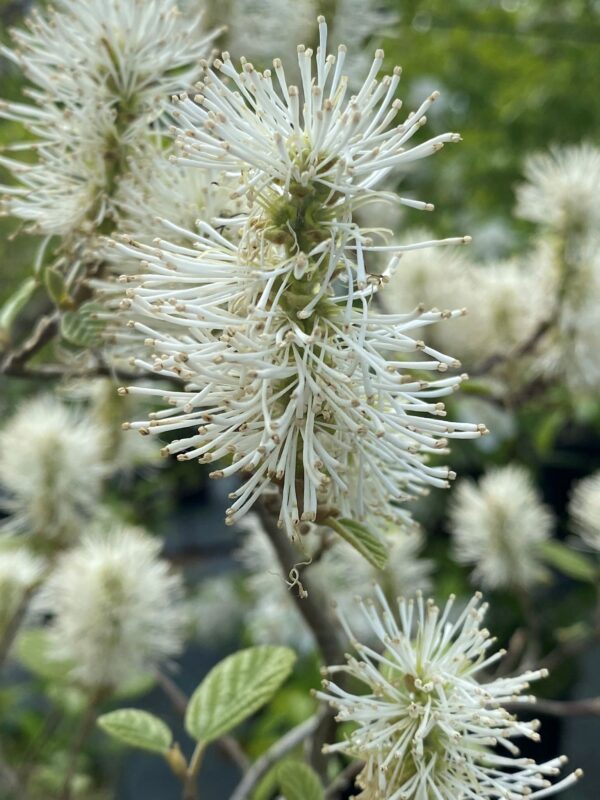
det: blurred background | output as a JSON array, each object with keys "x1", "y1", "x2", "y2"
[{"x1": 1, "y1": 1, "x2": 600, "y2": 798}]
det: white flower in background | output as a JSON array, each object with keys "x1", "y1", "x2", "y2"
[
  {"x1": 516, "y1": 144, "x2": 600, "y2": 232},
  {"x1": 384, "y1": 233, "x2": 550, "y2": 373},
  {"x1": 569, "y1": 471, "x2": 600, "y2": 553},
  {"x1": 187, "y1": 574, "x2": 242, "y2": 644},
  {"x1": 222, "y1": 0, "x2": 394, "y2": 86},
  {"x1": 330, "y1": 0, "x2": 397, "y2": 85},
  {"x1": 63, "y1": 378, "x2": 162, "y2": 472},
  {"x1": 118, "y1": 18, "x2": 485, "y2": 540},
  {"x1": 39, "y1": 525, "x2": 183, "y2": 690},
  {"x1": 0, "y1": 547, "x2": 46, "y2": 633},
  {"x1": 0, "y1": 0, "x2": 216, "y2": 237},
  {"x1": 235, "y1": 518, "x2": 432, "y2": 651},
  {"x1": 224, "y1": 0, "x2": 316, "y2": 68},
  {"x1": 317, "y1": 590, "x2": 582, "y2": 800},
  {"x1": 449, "y1": 465, "x2": 553, "y2": 591},
  {"x1": 0, "y1": 396, "x2": 108, "y2": 545},
  {"x1": 511, "y1": 145, "x2": 600, "y2": 393}
]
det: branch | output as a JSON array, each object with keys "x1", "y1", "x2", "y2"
[
  {"x1": 254, "y1": 496, "x2": 347, "y2": 776},
  {"x1": 228, "y1": 712, "x2": 324, "y2": 800},
  {"x1": 471, "y1": 316, "x2": 553, "y2": 378},
  {"x1": 324, "y1": 761, "x2": 363, "y2": 799},
  {"x1": 1, "y1": 312, "x2": 60, "y2": 375},
  {"x1": 0, "y1": 586, "x2": 36, "y2": 671},
  {"x1": 254, "y1": 497, "x2": 345, "y2": 667},
  {"x1": 61, "y1": 694, "x2": 101, "y2": 800}
]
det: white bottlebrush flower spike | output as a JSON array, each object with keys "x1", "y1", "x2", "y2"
[
  {"x1": 449, "y1": 465, "x2": 553, "y2": 590},
  {"x1": 569, "y1": 471, "x2": 600, "y2": 553},
  {"x1": 0, "y1": 547, "x2": 46, "y2": 633},
  {"x1": 117, "y1": 17, "x2": 486, "y2": 540},
  {"x1": 515, "y1": 144, "x2": 600, "y2": 232},
  {"x1": 0, "y1": 396, "x2": 108, "y2": 545},
  {"x1": 39, "y1": 524, "x2": 184, "y2": 690},
  {"x1": 318, "y1": 590, "x2": 581, "y2": 800},
  {"x1": 0, "y1": 0, "x2": 216, "y2": 237}
]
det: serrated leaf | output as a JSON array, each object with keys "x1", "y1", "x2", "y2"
[
  {"x1": 16, "y1": 628, "x2": 74, "y2": 682},
  {"x1": 97, "y1": 709, "x2": 172, "y2": 754},
  {"x1": 278, "y1": 760, "x2": 324, "y2": 800},
  {"x1": 61, "y1": 302, "x2": 105, "y2": 347},
  {"x1": 326, "y1": 517, "x2": 388, "y2": 569},
  {"x1": 185, "y1": 646, "x2": 296, "y2": 743},
  {"x1": 540, "y1": 540, "x2": 597, "y2": 583}
]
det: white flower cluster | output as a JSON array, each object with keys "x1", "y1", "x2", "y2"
[
  {"x1": 318, "y1": 590, "x2": 581, "y2": 799},
  {"x1": 384, "y1": 233, "x2": 549, "y2": 375},
  {"x1": 0, "y1": 396, "x2": 108, "y2": 545},
  {"x1": 38, "y1": 524, "x2": 183, "y2": 690},
  {"x1": 0, "y1": 0, "x2": 214, "y2": 239},
  {"x1": 515, "y1": 144, "x2": 600, "y2": 392},
  {"x1": 569, "y1": 471, "x2": 600, "y2": 553},
  {"x1": 516, "y1": 144, "x2": 600, "y2": 233},
  {"x1": 117, "y1": 17, "x2": 486, "y2": 540},
  {"x1": 0, "y1": 547, "x2": 45, "y2": 633},
  {"x1": 449, "y1": 465, "x2": 553, "y2": 591}
]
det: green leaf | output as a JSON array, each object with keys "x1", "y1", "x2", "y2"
[
  {"x1": 326, "y1": 517, "x2": 388, "y2": 569},
  {"x1": 185, "y1": 646, "x2": 296, "y2": 744},
  {"x1": 44, "y1": 266, "x2": 73, "y2": 309},
  {"x1": 97, "y1": 709, "x2": 172, "y2": 754},
  {"x1": 277, "y1": 760, "x2": 324, "y2": 800},
  {"x1": 540, "y1": 540, "x2": 597, "y2": 583},
  {"x1": 61, "y1": 302, "x2": 105, "y2": 347},
  {"x1": 0, "y1": 277, "x2": 38, "y2": 342},
  {"x1": 16, "y1": 629, "x2": 74, "y2": 682},
  {"x1": 252, "y1": 762, "x2": 282, "y2": 800}
]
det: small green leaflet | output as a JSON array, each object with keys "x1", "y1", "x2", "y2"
[
  {"x1": 44, "y1": 266, "x2": 73, "y2": 309},
  {"x1": 185, "y1": 645, "x2": 296, "y2": 744},
  {"x1": 97, "y1": 709, "x2": 173, "y2": 754},
  {"x1": 540, "y1": 540, "x2": 597, "y2": 583},
  {"x1": 277, "y1": 760, "x2": 324, "y2": 800},
  {"x1": 61, "y1": 301, "x2": 105, "y2": 347},
  {"x1": 326, "y1": 517, "x2": 388, "y2": 569}
]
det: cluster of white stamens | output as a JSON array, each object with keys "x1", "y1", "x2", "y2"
[
  {"x1": 317, "y1": 590, "x2": 582, "y2": 799},
  {"x1": 115, "y1": 17, "x2": 486, "y2": 539}
]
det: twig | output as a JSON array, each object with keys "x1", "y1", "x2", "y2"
[
  {"x1": 61, "y1": 694, "x2": 101, "y2": 800},
  {"x1": 228, "y1": 712, "x2": 324, "y2": 800},
  {"x1": 324, "y1": 760, "x2": 363, "y2": 799},
  {"x1": 254, "y1": 497, "x2": 344, "y2": 668},
  {"x1": 254, "y1": 496, "x2": 347, "y2": 775},
  {"x1": 182, "y1": 742, "x2": 205, "y2": 800},
  {"x1": 156, "y1": 670, "x2": 250, "y2": 773},
  {"x1": 1, "y1": 312, "x2": 59, "y2": 375},
  {"x1": 0, "y1": 586, "x2": 36, "y2": 671},
  {"x1": 471, "y1": 317, "x2": 553, "y2": 377}
]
